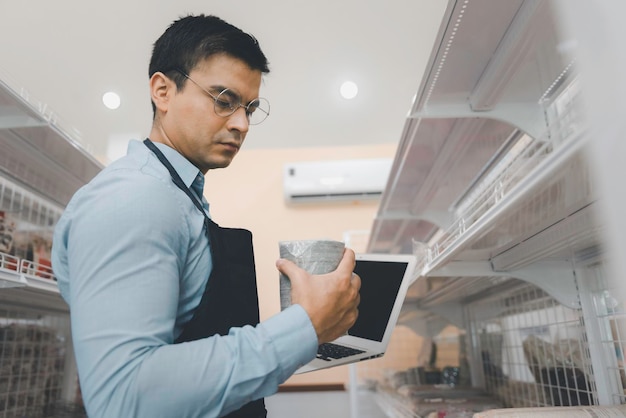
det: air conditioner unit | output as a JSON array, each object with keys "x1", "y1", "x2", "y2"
[{"x1": 283, "y1": 158, "x2": 393, "y2": 203}]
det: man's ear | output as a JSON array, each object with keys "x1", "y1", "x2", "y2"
[{"x1": 150, "y1": 72, "x2": 174, "y2": 113}]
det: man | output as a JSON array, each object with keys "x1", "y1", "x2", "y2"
[{"x1": 51, "y1": 14, "x2": 360, "y2": 418}]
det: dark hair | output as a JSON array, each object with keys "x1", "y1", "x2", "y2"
[{"x1": 149, "y1": 14, "x2": 270, "y2": 113}]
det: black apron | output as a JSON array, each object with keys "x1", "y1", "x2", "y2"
[{"x1": 144, "y1": 139, "x2": 267, "y2": 418}]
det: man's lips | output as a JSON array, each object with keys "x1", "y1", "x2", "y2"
[{"x1": 219, "y1": 141, "x2": 240, "y2": 151}]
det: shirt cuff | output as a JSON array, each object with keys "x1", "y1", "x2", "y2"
[{"x1": 261, "y1": 304, "x2": 318, "y2": 379}]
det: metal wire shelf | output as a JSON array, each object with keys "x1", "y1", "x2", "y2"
[
  {"x1": 0, "y1": 307, "x2": 81, "y2": 418},
  {"x1": 421, "y1": 85, "x2": 588, "y2": 274}
]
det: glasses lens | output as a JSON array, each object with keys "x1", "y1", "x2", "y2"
[
  {"x1": 213, "y1": 89, "x2": 239, "y2": 117},
  {"x1": 213, "y1": 89, "x2": 270, "y2": 125},
  {"x1": 247, "y1": 97, "x2": 270, "y2": 125}
]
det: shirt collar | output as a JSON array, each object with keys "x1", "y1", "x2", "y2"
[
  {"x1": 146, "y1": 141, "x2": 202, "y2": 191},
  {"x1": 128, "y1": 140, "x2": 209, "y2": 212}
]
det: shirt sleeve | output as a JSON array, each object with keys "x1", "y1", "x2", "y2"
[{"x1": 53, "y1": 169, "x2": 318, "y2": 418}]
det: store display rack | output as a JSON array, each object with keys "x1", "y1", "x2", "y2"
[
  {"x1": 362, "y1": 0, "x2": 625, "y2": 416},
  {"x1": 0, "y1": 72, "x2": 100, "y2": 416}
]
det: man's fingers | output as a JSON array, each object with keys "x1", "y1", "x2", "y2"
[
  {"x1": 278, "y1": 248, "x2": 356, "y2": 281},
  {"x1": 276, "y1": 258, "x2": 299, "y2": 275},
  {"x1": 276, "y1": 258, "x2": 304, "y2": 283},
  {"x1": 334, "y1": 248, "x2": 356, "y2": 275},
  {"x1": 351, "y1": 272, "x2": 361, "y2": 290}
]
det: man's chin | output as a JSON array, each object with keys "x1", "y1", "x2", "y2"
[{"x1": 204, "y1": 158, "x2": 234, "y2": 172}]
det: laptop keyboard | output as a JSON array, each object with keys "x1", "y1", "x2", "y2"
[{"x1": 316, "y1": 343, "x2": 365, "y2": 362}]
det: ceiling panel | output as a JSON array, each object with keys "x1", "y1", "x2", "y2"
[{"x1": 0, "y1": 1, "x2": 448, "y2": 164}]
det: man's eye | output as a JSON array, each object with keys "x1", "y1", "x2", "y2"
[
  {"x1": 246, "y1": 100, "x2": 261, "y2": 113},
  {"x1": 215, "y1": 99, "x2": 234, "y2": 110}
]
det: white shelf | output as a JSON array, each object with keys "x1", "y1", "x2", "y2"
[
  {"x1": 360, "y1": 1, "x2": 626, "y2": 412},
  {"x1": 20, "y1": 258, "x2": 58, "y2": 293},
  {"x1": 0, "y1": 76, "x2": 99, "y2": 314},
  {"x1": 22, "y1": 274, "x2": 59, "y2": 293},
  {"x1": 367, "y1": 0, "x2": 596, "y2": 307},
  {"x1": 0, "y1": 267, "x2": 26, "y2": 289},
  {"x1": 358, "y1": 3, "x2": 626, "y2": 414},
  {"x1": 0, "y1": 250, "x2": 63, "y2": 312},
  {"x1": 0, "y1": 77, "x2": 102, "y2": 206}
]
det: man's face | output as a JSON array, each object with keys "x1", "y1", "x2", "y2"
[{"x1": 158, "y1": 54, "x2": 263, "y2": 173}]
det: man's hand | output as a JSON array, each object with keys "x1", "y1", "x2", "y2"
[{"x1": 276, "y1": 249, "x2": 361, "y2": 344}]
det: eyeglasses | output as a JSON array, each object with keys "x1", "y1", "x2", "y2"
[{"x1": 174, "y1": 69, "x2": 270, "y2": 125}]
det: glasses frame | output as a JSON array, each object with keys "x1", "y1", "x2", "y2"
[{"x1": 172, "y1": 69, "x2": 270, "y2": 125}]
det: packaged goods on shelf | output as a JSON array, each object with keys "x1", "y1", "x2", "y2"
[
  {"x1": 378, "y1": 382, "x2": 502, "y2": 417},
  {"x1": 523, "y1": 335, "x2": 592, "y2": 406},
  {"x1": 0, "y1": 178, "x2": 60, "y2": 280},
  {"x1": 0, "y1": 211, "x2": 15, "y2": 254},
  {"x1": 9, "y1": 230, "x2": 54, "y2": 280},
  {"x1": 474, "y1": 405, "x2": 626, "y2": 418}
]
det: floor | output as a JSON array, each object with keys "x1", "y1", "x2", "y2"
[{"x1": 265, "y1": 389, "x2": 388, "y2": 418}]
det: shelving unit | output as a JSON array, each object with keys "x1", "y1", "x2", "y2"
[
  {"x1": 360, "y1": 0, "x2": 625, "y2": 416},
  {"x1": 0, "y1": 73, "x2": 101, "y2": 416}
]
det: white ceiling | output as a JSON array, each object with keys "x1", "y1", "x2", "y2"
[{"x1": 0, "y1": 1, "x2": 447, "y2": 164}]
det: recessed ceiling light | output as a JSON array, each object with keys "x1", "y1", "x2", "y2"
[
  {"x1": 102, "y1": 91, "x2": 121, "y2": 110},
  {"x1": 340, "y1": 81, "x2": 358, "y2": 100}
]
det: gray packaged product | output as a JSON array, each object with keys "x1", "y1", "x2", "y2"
[{"x1": 278, "y1": 240, "x2": 345, "y2": 310}]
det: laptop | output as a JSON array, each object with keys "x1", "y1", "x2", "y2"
[{"x1": 295, "y1": 253, "x2": 418, "y2": 374}]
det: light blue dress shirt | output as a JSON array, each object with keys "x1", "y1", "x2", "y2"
[{"x1": 51, "y1": 140, "x2": 318, "y2": 418}]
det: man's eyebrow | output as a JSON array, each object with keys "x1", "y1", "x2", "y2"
[
  {"x1": 208, "y1": 84, "x2": 229, "y2": 93},
  {"x1": 208, "y1": 85, "x2": 240, "y2": 99},
  {"x1": 209, "y1": 85, "x2": 260, "y2": 105}
]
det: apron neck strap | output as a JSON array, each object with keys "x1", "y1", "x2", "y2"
[{"x1": 143, "y1": 139, "x2": 210, "y2": 230}]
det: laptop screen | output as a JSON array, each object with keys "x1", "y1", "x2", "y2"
[{"x1": 348, "y1": 260, "x2": 408, "y2": 342}]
